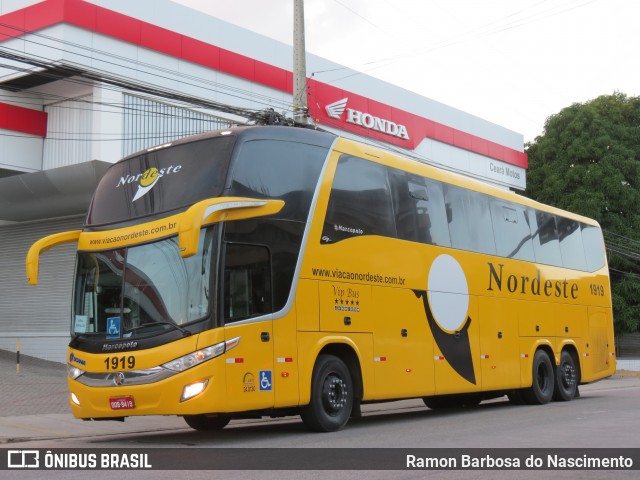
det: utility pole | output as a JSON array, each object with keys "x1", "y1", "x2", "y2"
[{"x1": 293, "y1": 0, "x2": 308, "y2": 124}]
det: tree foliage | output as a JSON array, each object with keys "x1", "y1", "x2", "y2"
[{"x1": 525, "y1": 93, "x2": 640, "y2": 335}]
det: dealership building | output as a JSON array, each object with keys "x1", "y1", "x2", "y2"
[{"x1": 0, "y1": 0, "x2": 528, "y2": 362}]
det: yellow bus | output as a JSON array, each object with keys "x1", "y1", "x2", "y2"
[{"x1": 27, "y1": 126, "x2": 615, "y2": 432}]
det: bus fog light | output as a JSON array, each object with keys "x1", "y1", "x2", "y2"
[
  {"x1": 181, "y1": 379, "x2": 209, "y2": 402},
  {"x1": 71, "y1": 392, "x2": 81, "y2": 406}
]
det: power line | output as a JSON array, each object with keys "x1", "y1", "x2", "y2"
[
  {"x1": 313, "y1": 0, "x2": 602, "y2": 83},
  {"x1": 0, "y1": 21, "x2": 294, "y2": 112},
  {"x1": 0, "y1": 47, "x2": 300, "y2": 127},
  {"x1": 0, "y1": 24, "x2": 300, "y2": 129},
  {"x1": 609, "y1": 267, "x2": 640, "y2": 280},
  {"x1": 330, "y1": 0, "x2": 380, "y2": 30}
]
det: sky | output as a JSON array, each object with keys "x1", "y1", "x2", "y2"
[{"x1": 171, "y1": 0, "x2": 640, "y2": 143}]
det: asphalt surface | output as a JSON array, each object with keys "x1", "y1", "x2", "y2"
[{"x1": 1, "y1": 348, "x2": 639, "y2": 445}]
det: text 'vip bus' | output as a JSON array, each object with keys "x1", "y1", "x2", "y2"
[{"x1": 27, "y1": 126, "x2": 615, "y2": 432}]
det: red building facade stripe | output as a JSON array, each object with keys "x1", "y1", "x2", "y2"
[
  {"x1": 0, "y1": 102, "x2": 47, "y2": 137},
  {"x1": 0, "y1": 0, "x2": 527, "y2": 168}
]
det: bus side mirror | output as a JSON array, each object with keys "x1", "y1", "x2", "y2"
[
  {"x1": 26, "y1": 230, "x2": 81, "y2": 285},
  {"x1": 178, "y1": 197, "x2": 285, "y2": 258}
]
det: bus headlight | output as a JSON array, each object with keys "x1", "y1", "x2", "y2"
[
  {"x1": 68, "y1": 364, "x2": 85, "y2": 380},
  {"x1": 162, "y1": 337, "x2": 239, "y2": 372}
]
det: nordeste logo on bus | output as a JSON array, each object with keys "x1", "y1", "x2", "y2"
[
  {"x1": 413, "y1": 254, "x2": 476, "y2": 385},
  {"x1": 116, "y1": 164, "x2": 182, "y2": 202}
]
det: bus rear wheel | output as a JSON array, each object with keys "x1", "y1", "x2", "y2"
[
  {"x1": 183, "y1": 414, "x2": 231, "y2": 431},
  {"x1": 553, "y1": 350, "x2": 578, "y2": 401},
  {"x1": 522, "y1": 350, "x2": 555, "y2": 405},
  {"x1": 301, "y1": 355, "x2": 353, "y2": 432}
]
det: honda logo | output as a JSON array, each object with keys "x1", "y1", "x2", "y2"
[{"x1": 324, "y1": 98, "x2": 410, "y2": 140}]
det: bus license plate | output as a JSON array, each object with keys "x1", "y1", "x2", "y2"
[{"x1": 109, "y1": 396, "x2": 135, "y2": 410}]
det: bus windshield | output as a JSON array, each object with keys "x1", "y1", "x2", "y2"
[{"x1": 72, "y1": 229, "x2": 215, "y2": 339}]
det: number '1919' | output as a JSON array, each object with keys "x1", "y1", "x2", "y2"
[{"x1": 104, "y1": 355, "x2": 135, "y2": 370}]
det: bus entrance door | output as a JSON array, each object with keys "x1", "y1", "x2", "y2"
[{"x1": 224, "y1": 320, "x2": 274, "y2": 411}]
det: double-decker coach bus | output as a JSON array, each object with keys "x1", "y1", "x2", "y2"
[{"x1": 27, "y1": 126, "x2": 615, "y2": 432}]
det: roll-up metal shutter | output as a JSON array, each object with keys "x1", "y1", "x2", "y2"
[{"x1": 0, "y1": 216, "x2": 84, "y2": 363}]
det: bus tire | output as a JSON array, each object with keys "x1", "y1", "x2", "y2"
[
  {"x1": 522, "y1": 350, "x2": 555, "y2": 405},
  {"x1": 183, "y1": 414, "x2": 231, "y2": 431},
  {"x1": 553, "y1": 350, "x2": 578, "y2": 401},
  {"x1": 300, "y1": 354, "x2": 353, "y2": 432}
]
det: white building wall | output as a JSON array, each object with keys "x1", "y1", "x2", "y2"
[
  {"x1": 43, "y1": 95, "x2": 93, "y2": 169},
  {"x1": 0, "y1": 131, "x2": 43, "y2": 172},
  {"x1": 33, "y1": 22, "x2": 293, "y2": 118},
  {"x1": 0, "y1": 87, "x2": 44, "y2": 173},
  {"x1": 83, "y1": 0, "x2": 524, "y2": 150},
  {"x1": 0, "y1": 0, "x2": 526, "y2": 182},
  {"x1": 0, "y1": 0, "x2": 38, "y2": 14},
  {"x1": 420, "y1": 139, "x2": 525, "y2": 191},
  {"x1": 91, "y1": 86, "x2": 123, "y2": 163}
]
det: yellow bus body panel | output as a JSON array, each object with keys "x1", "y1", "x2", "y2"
[{"x1": 62, "y1": 132, "x2": 615, "y2": 421}]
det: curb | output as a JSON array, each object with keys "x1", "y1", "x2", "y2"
[{"x1": 614, "y1": 370, "x2": 640, "y2": 377}]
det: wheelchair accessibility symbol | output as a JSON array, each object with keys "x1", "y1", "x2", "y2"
[
  {"x1": 106, "y1": 316, "x2": 121, "y2": 339},
  {"x1": 259, "y1": 370, "x2": 272, "y2": 391}
]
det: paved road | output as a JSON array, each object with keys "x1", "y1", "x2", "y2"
[
  {"x1": 2, "y1": 350, "x2": 639, "y2": 480},
  {"x1": 1, "y1": 349, "x2": 639, "y2": 444}
]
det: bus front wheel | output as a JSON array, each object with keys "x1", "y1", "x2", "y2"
[{"x1": 301, "y1": 354, "x2": 353, "y2": 432}]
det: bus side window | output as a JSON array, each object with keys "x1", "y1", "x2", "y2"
[
  {"x1": 467, "y1": 192, "x2": 496, "y2": 255},
  {"x1": 223, "y1": 244, "x2": 273, "y2": 323},
  {"x1": 530, "y1": 210, "x2": 562, "y2": 267},
  {"x1": 390, "y1": 171, "x2": 428, "y2": 243},
  {"x1": 322, "y1": 155, "x2": 396, "y2": 243},
  {"x1": 557, "y1": 218, "x2": 588, "y2": 271},
  {"x1": 490, "y1": 200, "x2": 535, "y2": 261},
  {"x1": 443, "y1": 184, "x2": 468, "y2": 251},
  {"x1": 581, "y1": 224, "x2": 606, "y2": 272},
  {"x1": 391, "y1": 171, "x2": 451, "y2": 247},
  {"x1": 444, "y1": 185, "x2": 495, "y2": 254},
  {"x1": 423, "y1": 180, "x2": 451, "y2": 247},
  {"x1": 407, "y1": 181, "x2": 432, "y2": 244}
]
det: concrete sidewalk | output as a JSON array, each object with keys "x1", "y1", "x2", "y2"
[
  {"x1": 0, "y1": 349, "x2": 69, "y2": 417},
  {"x1": 0, "y1": 349, "x2": 186, "y2": 444}
]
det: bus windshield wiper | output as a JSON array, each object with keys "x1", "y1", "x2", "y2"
[{"x1": 126, "y1": 321, "x2": 191, "y2": 337}]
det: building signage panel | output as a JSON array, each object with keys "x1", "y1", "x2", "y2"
[{"x1": 308, "y1": 79, "x2": 528, "y2": 172}]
